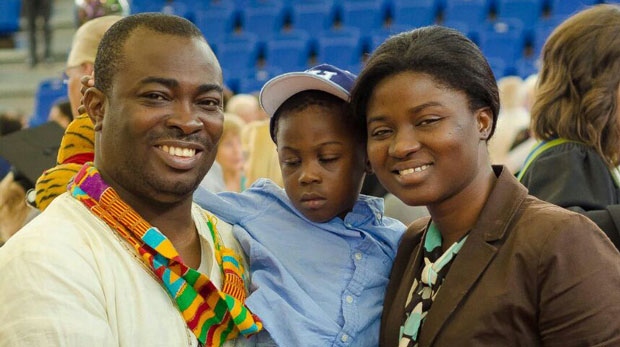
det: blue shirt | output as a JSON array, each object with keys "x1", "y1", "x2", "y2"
[{"x1": 194, "y1": 179, "x2": 405, "y2": 347}]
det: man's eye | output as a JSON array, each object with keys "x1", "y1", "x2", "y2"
[{"x1": 144, "y1": 93, "x2": 166, "y2": 101}]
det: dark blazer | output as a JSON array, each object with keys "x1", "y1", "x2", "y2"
[
  {"x1": 520, "y1": 141, "x2": 620, "y2": 250},
  {"x1": 381, "y1": 166, "x2": 620, "y2": 347}
]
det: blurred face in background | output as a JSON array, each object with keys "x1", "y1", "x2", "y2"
[
  {"x1": 65, "y1": 63, "x2": 93, "y2": 119},
  {"x1": 216, "y1": 130, "x2": 245, "y2": 175}
]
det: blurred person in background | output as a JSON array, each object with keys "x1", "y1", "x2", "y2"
[
  {"x1": 24, "y1": 0, "x2": 53, "y2": 67},
  {"x1": 488, "y1": 75, "x2": 530, "y2": 168},
  {"x1": 33, "y1": 15, "x2": 122, "y2": 211},
  {"x1": 47, "y1": 99, "x2": 73, "y2": 129},
  {"x1": 518, "y1": 4, "x2": 620, "y2": 250},
  {"x1": 216, "y1": 113, "x2": 247, "y2": 192}
]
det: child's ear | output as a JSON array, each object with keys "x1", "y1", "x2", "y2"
[{"x1": 83, "y1": 87, "x2": 106, "y2": 131}]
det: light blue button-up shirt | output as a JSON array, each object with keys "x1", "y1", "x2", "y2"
[{"x1": 194, "y1": 179, "x2": 405, "y2": 347}]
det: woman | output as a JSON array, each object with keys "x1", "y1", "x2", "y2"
[
  {"x1": 216, "y1": 113, "x2": 247, "y2": 192},
  {"x1": 350, "y1": 25, "x2": 620, "y2": 346},
  {"x1": 518, "y1": 4, "x2": 620, "y2": 250}
]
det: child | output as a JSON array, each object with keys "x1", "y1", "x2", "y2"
[{"x1": 194, "y1": 64, "x2": 405, "y2": 346}]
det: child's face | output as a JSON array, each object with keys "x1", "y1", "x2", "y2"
[{"x1": 276, "y1": 104, "x2": 367, "y2": 223}]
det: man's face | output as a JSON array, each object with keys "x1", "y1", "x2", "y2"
[{"x1": 90, "y1": 28, "x2": 224, "y2": 207}]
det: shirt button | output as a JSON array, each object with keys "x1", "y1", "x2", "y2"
[
  {"x1": 354, "y1": 252, "x2": 363, "y2": 261},
  {"x1": 346, "y1": 295, "x2": 353, "y2": 304},
  {"x1": 341, "y1": 334, "x2": 349, "y2": 342}
]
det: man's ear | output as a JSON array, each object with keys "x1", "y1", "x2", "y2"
[
  {"x1": 476, "y1": 107, "x2": 493, "y2": 141},
  {"x1": 83, "y1": 87, "x2": 106, "y2": 131}
]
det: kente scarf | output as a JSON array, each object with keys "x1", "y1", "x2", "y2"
[
  {"x1": 68, "y1": 163, "x2": 262, "y2": 346},
  {"x1": 399, "y1": 223, "x2": 468, "y2": 347}
]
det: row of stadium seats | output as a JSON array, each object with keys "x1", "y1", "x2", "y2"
[{"x1": 25, "y1": 0, "x2": 616, "y2": 126}]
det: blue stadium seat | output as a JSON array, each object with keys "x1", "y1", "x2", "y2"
[
  {"x1": 338, "y1": 0, "x2": 387, "y2": 48},
  {"x1": 217, "y1": 33, "x2": 260, "y2": 90},
  {"x1": 316, "y1": 26, "x2": 363, "y2": 69},
  {"x1": 237, "y1": 67, "x2": 284, "y2": 94},
  {"x1": 264, "y1": 30, "x2": 312, "y2": 72},
  {"x1": 30, "y1": 78, "x2": 68, "y2": 128},
  {"x1": 515, "y1": 56, "x2": 540, "y2": 78},
  {"x1": 495, "y1": 0, "x2": 544, "y2": 43},
  {"x1": 391, "y1": 0, "x2": 439, "y2": 28},
  {"x1": 289, "y1": 1, "x2": 337, "y2": 35},
  {"x1": 194, "y1": 5, "x2": 238, "y2": 50},
  {"x1": 130, "y1": 0, "x2": 166, "y2": 14},
  {"x1": 239, "y1": 0, "x2": 287, "y2": 43},
  {"x1": 549, "y1": 0, "x2": 598, "y2": 17},
  {"x1": 443, "y1": 0, "x2": 491, "y2": 30},
  {"x1": 486, "y1": 57, "x2": 508, "y2": 78},
  {"x1": 477, "y1": 19, "x2": 526, "y2": 69},
  {"x1": 161, "y1": 1, "x2": 194, "y2": 22},
  {"x1": 530, "y1": 15, "x2": 563, "y2": 58},
  {"x1": 0, "y1": 0, "x2": 21, "y2": 35}
]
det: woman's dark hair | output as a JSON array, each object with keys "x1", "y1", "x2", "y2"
[
  {"x1": 531, "y1": 4, "x2": 620, "y2": 167},
  {"x1": 351, "y1": 25, "x2": 500, "y2": 140}
]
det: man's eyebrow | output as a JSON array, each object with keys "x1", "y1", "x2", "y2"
[
  {"x1": 196, "y1": 83, "x2": 224, "y2": 94},
  {"x1": 140, "y1": 76, "x2": 178, "y2": 88}
]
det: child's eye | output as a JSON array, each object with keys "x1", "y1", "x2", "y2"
[
  {"x1": 281, "y1": 158, "x2": 300, "y2": 167},
  {"x1": 319, "y1": 156, "x2": 339, "y2": 163}
]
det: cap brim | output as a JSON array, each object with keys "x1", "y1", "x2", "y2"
[
  {"x1": 259, "y1": 72, "x2": 351, "y2": 117},
  {"x1": 0, "y1": 122, "x2": 65, "y2": 185}
]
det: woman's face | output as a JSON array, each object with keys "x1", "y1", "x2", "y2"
[
  {"x1": 365, "y1": 71, "x2": 492, "y2": 209},
  {"x1": 216, "y1": 132, "x2": 245, "y2": 174}
]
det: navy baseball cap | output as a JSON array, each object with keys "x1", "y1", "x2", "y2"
[{"x1": 259, "y1": 64, "x2": 357, "y2": 142}]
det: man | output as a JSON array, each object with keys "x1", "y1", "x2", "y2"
[{"x1": 0, "y1": 13, "x2": 261, "y2": 347}]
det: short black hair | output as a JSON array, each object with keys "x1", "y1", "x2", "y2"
[
  {"x1": 270, "y1": 90, "x2": 364, "y2": 145},
  {"x1": 94, "y1": 13, "x2": 205, "y2": 95},
  {"x1": 351, "y1": 26, "x2": 500, "y2": 140}
]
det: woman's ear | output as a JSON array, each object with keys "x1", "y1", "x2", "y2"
[
  {"x1": 476, "y1": 107, "x2": 494, "y2": 141},
  {"x1": 83, "y1": 87, "x2": 106, "y2": 131},
  {"x1": 365, "y1": 159, "x2": 374, "y2": 174}
]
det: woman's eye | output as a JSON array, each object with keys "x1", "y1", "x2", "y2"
[
  {"x1": 370, "y1": 128, "x2": 392, "y2": 137},
  {"x1": 417, "y1": 117, "x2": 441, "y2": 126}
]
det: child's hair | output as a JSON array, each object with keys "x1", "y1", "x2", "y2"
[
  {"x1": 271, "y1": 90, "x2": 363, "y2": 145},
  {"x1": 258, "y1": 64, "x2": 358, "y2": 143}
]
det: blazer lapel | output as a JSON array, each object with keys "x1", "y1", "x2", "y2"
[{"x1": 419, "y1": 166, "x2": 529, "y2": 345}]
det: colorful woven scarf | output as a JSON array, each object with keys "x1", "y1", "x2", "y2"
[
  {"x1": 68, "y1": 163, "x2": 262, "y2": 346},
  {"x1": 399, "y1": 223, "x2": 468, "y2": 347}
]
